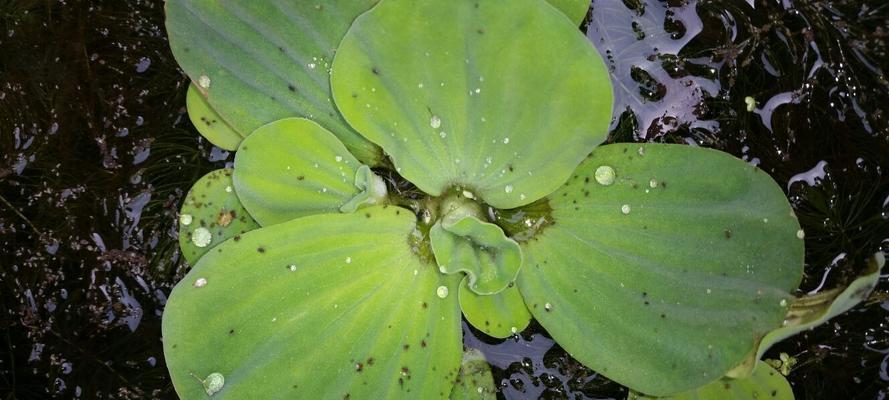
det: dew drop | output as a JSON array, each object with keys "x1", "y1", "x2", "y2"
[
  {"x1": 192, "y1": 227, "x2": 212, "y2": 248},
  {"x1": 462, "y1": 190, "x2": 475, "y2": 199},
  {"x1": 430, "y1": 115, "x2": 442, "y2": 129},
  {"x1": 335, "y1": 155, "x2": 343, "y2": 162},
  {"x1": 179, "y1": 214, "x2": 193, "y2": 226},
  {"x1": 198, "y1": 75, "x2": 211, "y2": 89},
  {"x1": 502, "y1": 137, "x2": 510, "y2": 144},
  {"x1": 780, "y1": 298, "x2": 788, "y2": 307},
  {"x1": 544, "y1": 302, "x2": 552, "y2": 311},
  {"x1": 510, "y1": 326, "x2": 518, "y2": 334},
  {"x1": 796, "y1": 229, "x2": 805, "y2": 239},
  {"x1": 504, "y1": 185, "x2": 514, "y2": 193},
  {"x1": 345, "y1": 257, "x2": 352, "y2": 264},
  {"x1": 649, "y1": 179, "x2": 658, "y2": 188},
  {"x1": 224, "y1": 185, "x2": 232, "y2": 193},
  {"x1": 439, "y1": 131, "x2": 447, "y2": 138},
  {"x1": 193, "y1": 278, "x2": 208, "y2": 288},
  {"x1": 621, "y1": 204, "x2": 631, "y2": 215},
  {"x1": 595, "y1": 166, "x2": 615, "y2": 186},
  {"x1": 436, "y1": 285, "x2": 449, "y2": 299},
  {"x1": 289, "y1": 264, "x2": 297, "y2": 272}
]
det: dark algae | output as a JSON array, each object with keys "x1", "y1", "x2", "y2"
[{"x1": 1, "y1": 0, "x2": 887, "y2": 399}]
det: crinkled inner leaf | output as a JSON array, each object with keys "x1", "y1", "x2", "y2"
[
  {"x1": 165, "y1": 0, "x2": 382, "y2": 164},
  {"x1": 518, "y1": 143, "x2": 804, "y2": 396},
  {"x1": 430, "y1": 215, "x2": 522, "y2": 295},
  {"x1": 186, "y1": 83, "x2": 243, "y2": 151},
  {"x1": 340, "y1": 165, "x2": 388, "y2": 213},
  {"x1": 458, "y1": 277, "x2": 531, "y2": 339},
  {"x1": 233, "y1": 118, "x2": 382, "y2": 226},
  {"x1": 331, "y1": 0, "x2": 612, "y2": 209},
  {"x1": 629, "y1": 361, "x2": 793, "y2": 400},
  {"x1": 163, "y1": 206, "x2": 463, "y2": 399},
  {"x1": 178, "y1": 169, "x2": 259, "y2": 265},
  {"x1": 449, "y1": 348, "x2": 497, "y2": 400},
  {"x1": 728, "y1": 252, "x2": 885, "y2": 378}
]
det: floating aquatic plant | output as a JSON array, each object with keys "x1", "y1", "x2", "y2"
[{"x1": 162, "y1": 0, "x2": 884, "y2": 398}]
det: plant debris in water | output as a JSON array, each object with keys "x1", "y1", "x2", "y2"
[{"x1": 0, "y1": 0, "x2": 887, "y2": 399}]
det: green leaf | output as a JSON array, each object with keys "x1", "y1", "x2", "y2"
[
  {"x1": 459, "y1": 277, "x2": 531, "y2": 339},
  {"x1": 517, "y1": 143, "x2": 804, "y2": 396},
  {"x1": 449, "y1": 348, "x2": 497, "y2": 400},
  {"x1": 186, "y1": 83, "x2": 243, "y2": 151},
  {"x1": 163, "y1": 206, "x2": 463, "y2": 399},
  {"x1": 628, "y1": 361, "x2": 793, "y2": 400},
  {"x1": 728, "y1": 252, "x2": 885, "y2": 378},
  {"x1": 331, "y1": 0, "x2": 612, "y2": 209},
  {"x1": 233, "y1": 118, "x2": 386, "y2": 226},
  {"x1": 178, "y1": 169, "x2": 260, "y2": 265},
  {"x1": 165, "y1": 0, "x2": 382, "y2": 165},
  {"x1": 546, "y1": 0, "x2": 589, "y2": 26},
  {"x1": 430, "y1": 215, "x2": 522, "y2": 295}
]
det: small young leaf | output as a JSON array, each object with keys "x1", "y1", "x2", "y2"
[
  {"x1": 163, "y1": 206, "x2": 463, "y2": 399},
  {"x1": 233, "y1": 118, "x2": 385, "y2": 226},
  {"x1": 449, "y1": 348, "x2": 497, "y2": 400},
  {"x1": 178, "y1": 169, "x2": 259, "y2": 265},
  {"x1": 186, "y1": 83, "x2": 243, "y2": 151},
  {"x1": 430, "y1": 215, "x2": 522, "y2": 295},
  {"x1": 629, "y1": 361, "x2": 794, "y2": 400},
  {"x1": 331, "y1": 0, "x2": 612, "y2": 209},
  {"x1": 518, "y1": 144, "x2": 804, "y2": 396},
  {"x1": 165, "y1": 0, "x2": 382, "y2": 165},
  {"x1": 459, "y1": 277, "x2": 532, "y2": 339},
  {"x1": 728, "y1": 252, "x2": 885, "y2": 378}
]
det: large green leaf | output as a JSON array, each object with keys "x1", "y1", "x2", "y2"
[
  {"x1": 186, "y1": 83, "x2": 243, "y2": 151},
  {"x1": 629, "y1": 361, "x2": 793, "y2": 400},
  {"x1": 331, "y1": 0, "x2": 612, "y2": 209},
  {"x1": 233, "y1": 118, "x2": 386, "y2": 226},
  {"x1": 458, "y1": 278, "x2": 532, "y2": 339},
  {"x1": 449, "y1": 348, "x2": 497, "y2": 400},
  {"x1": 165, "y1": 0, "x2": 382, "y2": 164},
  {"x1": 728, "y1": 251, "x2": 885, "y2": 378},
  {"x1": 178, "y1": 169, "x2": 260, "y2": 265},
  {"x1": 518, "y1": 143, "x2": 804, "y2": 396},
  {"x1": 163, "y1": 206, "x2": 463, "y2": 399}
]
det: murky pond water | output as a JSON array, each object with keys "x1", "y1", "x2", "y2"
[{"x1": 1, "y1": 0, "x2": 887, "y2": 399}]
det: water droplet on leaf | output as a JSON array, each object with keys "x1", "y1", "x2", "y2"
[
  {"x1": 192, "y1": 227, "x2": 212, "y2": 248},
  {"x1": 595, "y1": 166, "x2": 615, "y2": 186}
]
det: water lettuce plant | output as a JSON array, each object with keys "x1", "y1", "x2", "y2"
[{"x1": 162, "y1": 0, "x2": 884, "y2": 398}]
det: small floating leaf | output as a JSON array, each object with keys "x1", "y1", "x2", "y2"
[
  {"x1": 165, "y1": 0, "x2": 382, "y2": 164},
  {"x1": 331, "y1": 0, "x2": 612, "y2": 209},
  {"x1": 233, "y1": 118, "x2": 383, "y2": 226},
  {"x1": 518, "y1": 144, "x2": 804, "y2": 396},
  {"x1": 179, "y1": 169, "x2": 260, "y2": 264},
  {"x1": 458, "y1": 277, "x2": 531, "y2": 339},
  {"x1": 186, "y1": 83, "x2": 243, "y2": 151},
  {"x1": 629, "y1": 361, "x2": 793, "y2": 400},
  {"x1": 728, "y1": 252, "x2": 885, "y2": 378},
  {"x1": 163, "y1": 207, "x2": 462, "y2": 399},
  {"x1": 449, "y1": 348, "x2": 497, "y2": 400},
  {"x1": 430, "y1": 214, "x2": 522, "y2": 296}
]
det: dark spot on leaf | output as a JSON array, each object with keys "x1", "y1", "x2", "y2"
[
  {"x1": 403, "y1": 344, "x2": 410, "y2": 351},
  {"x1": 355, "y1": 362, "x2": 363, "y2": 372},
  {"x1": 421, "y1": 340, "x2": 426, "y2": 348},
  {"x1": 228, "y1": 329, "x2": 235, "y2": 336},
  {"x1": 372, "y1": 67, "x2": 380, "y2": 75},
  {"x1": 366, "y1": 357, "x2": 374, "y2": 366},
  {"x1": 257, "y1": 246, "x2": 265, "y2": 253},
  {"x1": 724, "y1": 229, "x2": 733, "y2": 239},
  {"x1": 233, "y1": 235, "x2": 241, "y2": 241},
  {"x1": 288, "y1": 84, "x2": 297, "y2": 92},
  {"x1": 297, "y1": 175, "x2": 305, "y2": 181},
  {"x1": 661, "y1": 313, "x2": 666, "y2": 318}
]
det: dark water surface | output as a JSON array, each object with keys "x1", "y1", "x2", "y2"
[{"x1": 1, "y1": 0, "x2": 887, "y2": 399}]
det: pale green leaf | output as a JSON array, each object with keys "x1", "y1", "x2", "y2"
[
  {"x1": 233, "y1": 118, "x2": 385, "y2": 226},
  {"x1": 449, "y1": 348, "x2": 497, "y2": 400},
  {"x1": 178, "y1": 169, "x2": 259, "y2": 265},
  {"x1": 459, "y1": 277, "x2": 531, "y2": 339},
  {"x1": 165, "y1": 0, "x2": 382, "y2": 164},
  {"x1": 331, "y1": 0, "x2": 612, "y2": 209},
  {"x1": 629, "y1": 361, "x2": 793, "y2": 400},
  {"x1": 186, "y1": 83, "x2": 243, "y2": 151},
  {"x1": 163, "y1": 206, "x2": 463, "y2": 399},
  {"x1": 546, "y1": 0, "x2": 589, "y2": 26},
  {"x1": 518, "y1": 143, "x2": 804, "y2": 396},
  {"x1": 728, "y1": 252, "x2": 885, "y2": 378}
]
